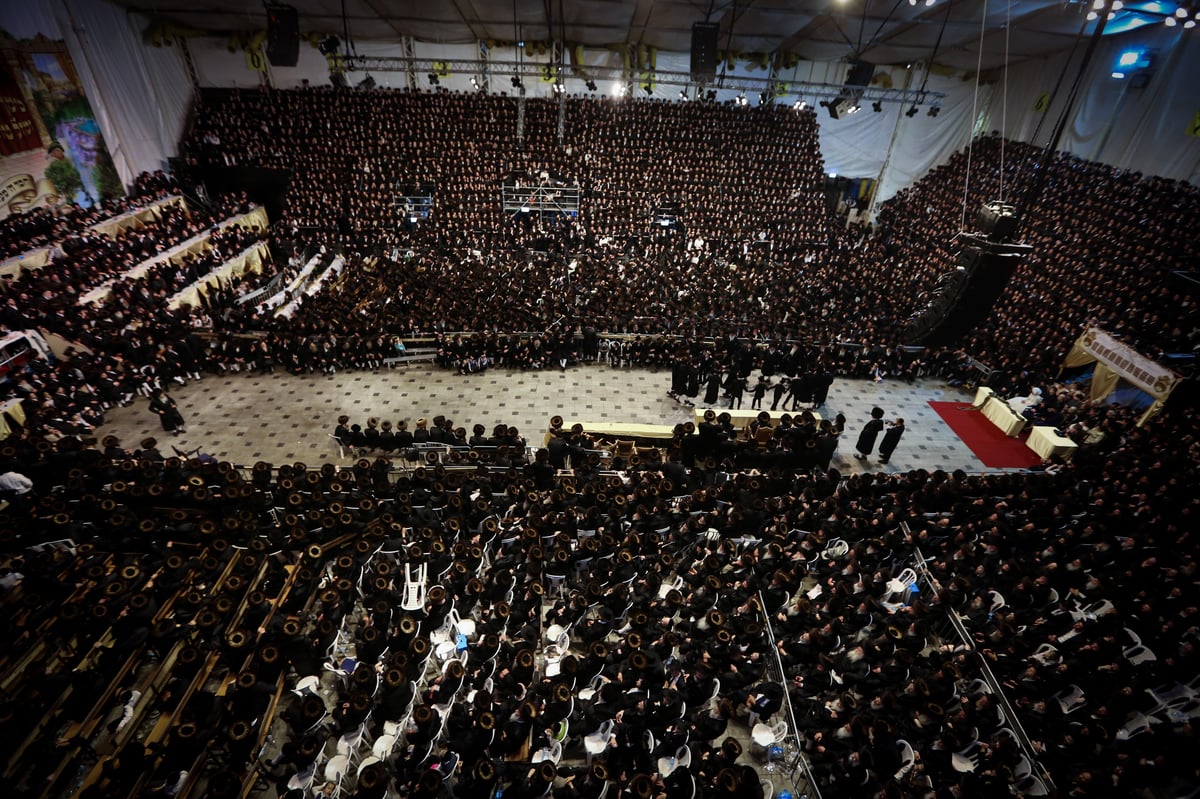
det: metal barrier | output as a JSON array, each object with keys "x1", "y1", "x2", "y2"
[
  {"x1": 758, "y1": 590, "x2": 823, "y2": 799},
  {"x1": 909, "y1": 538, "x2": 1055, "y2": 792}
]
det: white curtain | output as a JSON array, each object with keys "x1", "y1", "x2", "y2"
[
  {"x1": 987, "y1": 25, "x2": 1200, "y2": 185},
  {"x1": 0, "y1": 0, "x2": 192, "y2": 184},
  {"x1": 821, "y1": 69, "x2": 990, "y2": 204}
]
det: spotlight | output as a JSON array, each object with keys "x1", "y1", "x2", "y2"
[
  {"x1": 643, "y1": 83, "x2": 653, "y2": 94},
  {"x1": 1166, "y1": 15, "x2": 1177, "y2": 24},
  {"x1": 470, "y1": 76, "x2": 479, "y2": 89},
  {"x1": 705, "y1": 89, "x2": 717, "y2": 101},
  {"x1": 1087, "y1": 10, "x2": 1098, "y2": 19},
  {"x1": 736, "y1": 93, "x2": 747, "y2": 106},
  {"x1": 847, "y1": 103, "x2": 861, "y2": 114},
  {"x1": 872, "y1": 100, "x2": 882, "y2": 112},
  {"x1": 793, "y1": 100, "x2": 807, "y2": 110},
  {"x1": 614, "y1": 83, "x2": 626, "y2": 97},
  {"x1": 1112, "y1": 0, "x2": 1123, "y2": 8},
  {"x1": 928, "y1": 105, "x2": 940, "y2": 117},
  {"x1": 905, "y1": 105, "x2": 919, "y2": 117},
  {"x1": 553, "y1": 81, "x2": 564, "y2": 94},
  {"x1": 585, "y1": 80, "x2": 597, "y2": 91},
  {"x1": 759, "y1": 91, "x2": 770, "y2": 105},
  {"x1": 511, "y1": 76, "x2": 522, "y2": 88},
  {"x1": 680, "y1": 89, "x2": 689, "y2": 100},
  {"x1": 1176, "y1": 6, "x2": 1188, "y2": 15},
  {"x1": 318, "y1": 36, "x2": 340, "y2": 56},
  {"x1": 1186, "y1": 18, "x2": 1197, "y2": 26},
  {"x1": 428, "y1": 73, "x2": 439, "y2": 85}
]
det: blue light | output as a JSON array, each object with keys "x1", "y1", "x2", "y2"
[{"x1": 1111, "y1": 48, "x2": 1151, "y2": 79}]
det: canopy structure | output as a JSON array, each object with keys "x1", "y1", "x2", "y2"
[{"x1": 1061, "y1": 327, "x2": 1182, "y2": 425}]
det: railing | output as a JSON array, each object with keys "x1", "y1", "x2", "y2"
[
  {"x1": 909, "y1": 537, "x2": 1055, "y2": 793},
  {"x1": 758, "y1": 589, "x2": 823, "y2": 799}
]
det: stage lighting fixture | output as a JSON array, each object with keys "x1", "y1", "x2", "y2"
[
  {"x1": 356, "y1": 75, "x2": 376, "y2": 91},
  {"x1": 318, "y1": 36, "x2": 340, "y2": 56},
  {"x1": 680, "y1": 89, "x2": 689, "y2": 100},
  {"x1": 643, "y1": 83, "x2": 653, "y2": 94},
  {"x1": 511, "y1": 76, "x2": 522, "y2": 89},
  {"x1": 905, "y1": 105, "x2": 919, "y2": 117},
  {"x1": 1112, "y1": 48, "x2": 1152, "y2": 79},
  {"x1": 928, "y1": 105, "x2": 940, "y2": 117},
  {"x1": 1166, "y1": 15, "x2": 1177, "y2": 24},
  {"x1": 736, "y1": 93, "x2": 747, "y2": 106},
  {"x1": 428, "y1": 73, "x2": 439, "y2": 85},
  {"x1": 1087, "y1": 11, "x2": 1099, "y2": 19},
  {"x1": 586, "y1": 80, "x2": 597, "y2": 91},
  {"x1": 706, "y1": 89, "x2": 717, "y2": 101},
  {"x1": 872, "y1": 100, "x2": 883, "y2": 112},
  {"x1": 759, "y1": 91, "x2": 770, "y2": 105}
]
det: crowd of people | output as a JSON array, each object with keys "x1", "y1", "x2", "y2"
[
  {"x1": 0, "y1": 178, "x2": 271, "y2": 446},
  {"x1": 0, "y1": 85, "x2": 1198, "y2": 799},
  {"x1": 1, "y1": 392, "x2": 1197, "y2": 798}
]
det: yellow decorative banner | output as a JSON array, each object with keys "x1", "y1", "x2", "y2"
[
  {"x1": 1188, "y1": 110, "x2": 1200, "y2": 139},
  {"x1": 1034, "y1": 92, "x2": 1051, "y2": 113}
]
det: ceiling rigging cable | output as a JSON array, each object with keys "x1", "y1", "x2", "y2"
[
  {"x1": 998, "y1": 0, "x2": 1011, "y2": 202},
  {"x1": 960, "y1": 0, "x2": 990, "y2": 232}
]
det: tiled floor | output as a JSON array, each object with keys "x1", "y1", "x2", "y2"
[{"x1": 94, "y1": 364, "x2": 1008, "y2": 474}]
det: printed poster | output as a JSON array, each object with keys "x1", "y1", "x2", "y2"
[{"x1": 0, "y1": 31, "x2": 123, "y2": 221}]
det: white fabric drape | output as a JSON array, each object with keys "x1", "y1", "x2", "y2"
[
  {"x1": 986, "y1": 25, "x2": 1200, "y2": 185},
  {"x1": 822, "y1": 70, "x2": 990, "y2": 204},
  {"x1": 0, "y1": 0, "x2": 192, "y2": 185}
]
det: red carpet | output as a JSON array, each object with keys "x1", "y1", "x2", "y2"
[{"x1": 928, "y1": 401, "x2": 1043, "y2": 469}]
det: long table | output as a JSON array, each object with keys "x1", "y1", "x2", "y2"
[
  {"x1": 1027, "y1": 426, "x2": 1077, "y2": 461},
  {"x1": 694, "y1": 407, "x2": 821, "y2": 428},
  {"x1": 544, "y1": 421, "x2": 676, "y2": 447},
  {"x1": 979, "y1": 395, "x2": 1028, "y2": 437}
]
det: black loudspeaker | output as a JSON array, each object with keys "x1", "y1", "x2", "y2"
[
  {"x1": 846, "y1": 60, "x2": 875, "y2": 86},
  {"x1": 690, "y1": 23, "x2": 719, "y2": 82},
  {"x1": 266, "y1": 5, "x2": 299, "y2": 68}
]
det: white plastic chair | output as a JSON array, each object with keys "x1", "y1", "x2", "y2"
[
  {"x1": 951, "y1": 740, "x2": 982, "y2": 773},
  {"x1": 751, "y1": 720, "x2": 787, "y2": 750},
  {"x1": 584, "y1": 719, "x2": 615, "y2": 767},
  {"x1": 656, "y1": 745, "x2": 691, "y2": 778},
  {"x1": 821, "y1": 538, "x2": 849, "y2": 560},
  {"x1": 579, "y1": 674, "x2": 605, "y2": 702},
  {"x1": 1055, "y1": 684, "x2": 1086, "y2": 715},
  {"x1": 1030, "y1": 643, "x2": 1061, "y2": 666},
  {"x1": 1145, "y1": 682, "x2": 1197, "y2": 714},
  {"x1": 657, "y1": 575, "x2": 685, "y2": 600},
  {"x1": 401, "y1": 563, "x2": 427, "y2": 611},
  {"x1": 532, "y1": 738, "x2": 563, "y2": 765}
]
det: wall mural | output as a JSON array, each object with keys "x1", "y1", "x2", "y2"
[{"x1": 0, "y1": 31, "x2": 123, "y2": 220}]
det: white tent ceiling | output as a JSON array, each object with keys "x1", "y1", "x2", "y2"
[{"x1": 110, "y1": 0, "x2": 1137, "y2": 72}]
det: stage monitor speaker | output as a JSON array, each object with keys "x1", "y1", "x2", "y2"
[
  {"x1": 690, "y1": 23, "x2": 719, "y2": 82},
  {"x1": 846, "y1": 60, "x2": 875, "y2": 86},
  {"x1": 266, "y1": 5, "x2": 299, "y2": 68}
]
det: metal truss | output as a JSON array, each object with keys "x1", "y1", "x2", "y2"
[{"x1": 345, "y1": 56, "x2": 947, "y2": 106}]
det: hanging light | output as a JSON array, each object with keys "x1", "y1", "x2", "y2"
[
  {"x1": 1175, "y1": 7, "x2": 1188, "y2": 16},
  {"x1": 905, "y1": 105, "x2": 919, "y2": 117},
  {"x1": 1166, "y1": 15, "x2": 1177, "y2": 25},
  {"x1": 1087, "y1": 11, "x2": 1099, "y2": 20},
  {"x1": 1111, "y1": 0, "x2": 1123, "y2": 9},
  {"x1": 1186, "y1": 18, "x2": 1198, "y2": 26}
]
